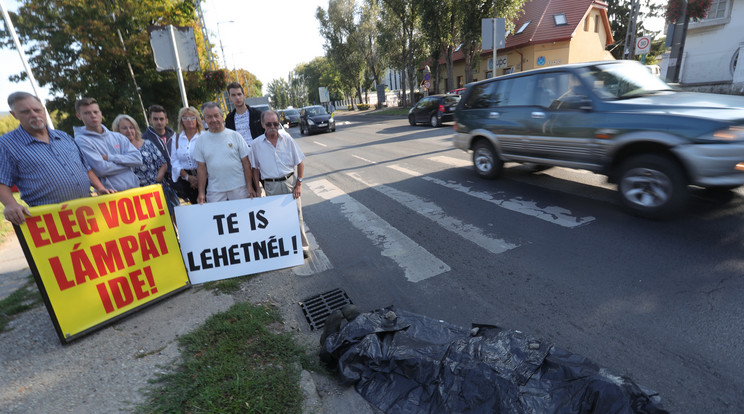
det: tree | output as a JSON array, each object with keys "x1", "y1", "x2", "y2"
[
  {"x1": 0, "y1": 0, "x2": 213, "y2": 132},
  {"x1": 605, "y1": 0, "x2": 663, "y2": 59},
  {"x1": 377, "y1": 0, "x2": 426, "y2": 107},
  {"x1": 267, "y1": 78, "x2": 291, "y2": 109},
  {"x1": 0, "y1": 113, "x2": 20, "y2": 135},
  {"x1": 317, "y1": 0, "x2": 366, "y2": 104}
]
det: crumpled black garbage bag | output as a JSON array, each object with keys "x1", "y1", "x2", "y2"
[{"x1": 321, "y1": 306, "x2": 668, "y2": 414}]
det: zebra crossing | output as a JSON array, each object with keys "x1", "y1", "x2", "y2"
[{"x1": 296, "y1": 154, "x2": 595, "y2": 279}]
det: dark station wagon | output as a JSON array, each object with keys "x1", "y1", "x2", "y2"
[{"x1": 453, "y1": 60, "x2": 744, "y2": 218}]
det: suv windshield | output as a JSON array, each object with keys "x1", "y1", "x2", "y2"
[
  {"x1": 307, "y1": 106, "x2": 327, "y2": 116},
  {"x1": 580, "y1": 62, "x2": 674, "y2": 100}
]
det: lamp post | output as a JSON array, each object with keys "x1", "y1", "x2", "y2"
[{"x1": 216, "y1": 20, "x2": 234, "y2": 74}]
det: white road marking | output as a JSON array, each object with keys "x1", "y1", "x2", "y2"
[
  {"x1": 389, "y1": 164, "x2": 595, "y2": 228},
  {"x1": 306, "y1": 179, "x2": 450, "y2": 282},
  {"x1": 312, "y1": 141, "x2": 328, "y2": 147},
  {"x1": 346, "y1": 172, "x2": 518, "y2": 254},
  {"x1": 429, "y1": 155, "x2": 471, "y2": 168},
  {"x1": 352, "y1": 155, "x2": 377, "y2": 164},
  {"x1": 293, "y1": 225, "x2": 333, "y2": 276}
]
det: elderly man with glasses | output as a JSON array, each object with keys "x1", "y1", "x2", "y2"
[{"x1": 250, "y1": 110, "x2": 310, "y2": 258}]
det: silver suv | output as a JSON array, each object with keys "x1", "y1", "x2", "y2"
[{"x1": 453, "y1": 60, "x2": 744, "y2": 218}]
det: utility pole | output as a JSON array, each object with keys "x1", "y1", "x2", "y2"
[
  {"x1": 623, "y1": 0, "x2": 640, "y2": 60},
  {"x1": 666, "y1": 0, "x2": 689, "y2": 83}
]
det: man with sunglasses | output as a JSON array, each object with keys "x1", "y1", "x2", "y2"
[
  {"x1": 193, "y1": 102, "x2": 256, "y2": 204},
  {"x1": 250, "y1": 110, "x2": 309, "y2": 258}
]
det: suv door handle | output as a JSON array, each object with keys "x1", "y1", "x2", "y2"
[
  {"x1": 489, "y1": 112, "x2": 500, "y2": 119},
  {"x1": 531, "y1": 112, "x2": 546, "y2": 119}
]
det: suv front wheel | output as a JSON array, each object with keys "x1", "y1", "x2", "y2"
[
  {"x1": 618, "y1": 154, "x2": 688, "y2": 218},
  {"x1": 472, "y1": 140, "x2": 503, "y2": 179}
]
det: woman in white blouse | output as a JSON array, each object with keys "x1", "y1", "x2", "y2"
[{"x1": 171, "y1": 106, "x2": 204, "y2": 204}]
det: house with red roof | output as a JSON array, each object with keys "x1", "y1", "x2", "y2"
[{"x1": 433, "y1": 0, "x2": 615, "y2": 92}]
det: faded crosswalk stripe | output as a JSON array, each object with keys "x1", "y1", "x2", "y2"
[
  {"x1": 390, "y1": 161, "x2": 595, "y2": 228},
  {"x1": 345, "y1": 172, "x2": 518, "y2": 254},
  {"x1": 306, "y1": 179, "x2": 450, "y2": 282}
]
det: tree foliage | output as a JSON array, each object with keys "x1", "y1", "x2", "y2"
[
  {"x1": 605, "y1": 0, "x2": 663, "y2": 59},
  {"x1": 0, "y1": 114, "x2": 20, "y2": 135},
  {"x1": 0, "y1": 0, "x2": 263, "y2": 133}
]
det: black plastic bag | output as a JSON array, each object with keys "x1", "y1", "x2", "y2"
[{"x1": 321, "y1": 306, "x2": 668, "y2": 414}]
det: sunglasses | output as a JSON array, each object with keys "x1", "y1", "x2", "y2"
[
  {"x1": 264, "y1": 122, "x2": 280, "y2": 128},
  {"x1": 183, "y1": 116, "x2": 197, "y2": 121}
]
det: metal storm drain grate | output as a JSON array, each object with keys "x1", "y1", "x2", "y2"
[{"x1": 299, "y1": 288, "x2": 353, "y2": 331}]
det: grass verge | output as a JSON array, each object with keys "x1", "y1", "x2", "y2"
[
  {"x1": 374, "y1": 107, "x2": 411, "y2": 116},
  {"x1": 0, "y1": 277, "x2": 42, "y2": 333},
  {"x1": 136, "y1": 301, "x2": 316, "y2": 413},
  {"x1": 203, "y1": 274, "x2": 256, "y2": 295}
]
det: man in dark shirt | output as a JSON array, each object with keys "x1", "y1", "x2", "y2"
[{"x1": 142, "y1": 105, "x2": 176, "y2": 186}]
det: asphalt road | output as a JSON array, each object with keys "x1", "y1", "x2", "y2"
[{"x1": 289, "y1": 110, "x2": 744, "y2": 413}]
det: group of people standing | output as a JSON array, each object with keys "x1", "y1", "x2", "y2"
[{"x1": 0, "y1": 82, "x2": 310, "y2": 258}]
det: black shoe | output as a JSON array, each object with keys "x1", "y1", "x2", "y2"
[{"x1": 303, "y1": 250, "x2": 309, "y2": 259}]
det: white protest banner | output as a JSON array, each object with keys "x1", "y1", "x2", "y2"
[{"x1": 175, "y1": 194, "x2": 304, "y2": 284}]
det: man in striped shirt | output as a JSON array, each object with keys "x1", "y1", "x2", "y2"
[{"x1": 0, "y1": 92, "x2": 111, "y2": 225}]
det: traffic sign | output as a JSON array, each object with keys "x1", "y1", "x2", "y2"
[
  {"x1": 424, "y1": 73, "x2": 431, "y2": 81},
  {"x1": 423, "y1": 80, "x2": 431, "y2": 89},
  {"x1": 635, "y1": 36, "x2": 651, "y2": 55}
]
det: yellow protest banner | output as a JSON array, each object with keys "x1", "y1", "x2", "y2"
[{"x1": 16, "y1": 185, "x2": 190, "y2": 344}]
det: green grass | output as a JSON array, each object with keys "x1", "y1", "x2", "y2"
[
  {"x1": 374, "y1": 107, "x2": 411, "y2": 116},
  {"x1": 136, "y1": 301, "x2": 315, "y2": 413},
  {"x1": 0, "y1": 277, "x2": 42, "y2": 332},
  {"x1": 203, "y1": 274, "x2": 256, "y2": 294}
]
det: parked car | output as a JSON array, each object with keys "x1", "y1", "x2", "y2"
[
  {"x1": 278, "y1": 108, "x2": 300, "y2": 127},
  {"x1": 299, "y1": 105, "x2": 335, "y2": 135},
  {"x1": 448, "y1": 88, "x2": 466, "y2": 95},
  {"x1": 409, "y1": 94, "x2": 461, "y2": 127},
  {"x1": 453, "y1": 60, "x2": 744, "y2": 218}
]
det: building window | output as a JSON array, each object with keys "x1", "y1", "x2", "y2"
[
  {"x1": 703, "y1": 0, "x2": 729, "y2": 20},
  {"x1": 554, "y1": 14, "x2": 567, "y2": 26},
  {"x1": 594, "y1": 15, "x2": 599, "y2": 33},
  {"x1": 457, "y1": 76, "x2": 464, "y2": 88},
  {"x1": 517, "y1": 21, "x2": 531, "y2": 34},
  {"x1": 584, "y1": 15, "x2": 590, "y2": 31}
]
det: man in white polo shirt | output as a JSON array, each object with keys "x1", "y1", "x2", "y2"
[{"x1": 194, "y1": 102, "x2": 256, "y2": 204}]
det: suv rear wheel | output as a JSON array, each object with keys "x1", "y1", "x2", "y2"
[
  {"x1": 618, "y1": 154, "x2": 688, "y2": 218},
  {"x1": 472, "y1": 140, "x2": 503, "y2": 179}
]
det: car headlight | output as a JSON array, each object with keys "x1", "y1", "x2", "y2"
[
  {"x1": 308, "y1": 119, "x2": 315, "y2": 125},
  {"x1": 707, "y1": 126, "x2": 744, "y2": 141},
  {"x1": 330, "y1": 117, "x2": 334, "y2": 124}
]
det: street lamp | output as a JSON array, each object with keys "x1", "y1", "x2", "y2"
[{"x1": 216, "y1": 20, "x2": 234, "y2": 73}]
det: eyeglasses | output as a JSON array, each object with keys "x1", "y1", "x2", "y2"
[
  {"x1": 264, "y1": 122, "x2": 280, "y2": 128},
  {"x1": 183, "y1": 116, "x2": 197, "y2": 121}
]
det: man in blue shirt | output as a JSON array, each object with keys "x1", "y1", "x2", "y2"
[
  {"x1": 73, "y1": 97, "x2": 142, "y2": 191},
  {"x1": 0, "y1": 92, "x2": 112, "y2": 225}
]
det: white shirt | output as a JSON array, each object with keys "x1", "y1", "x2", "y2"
[
  {"x1": 193, "y1": 128, "x2": 251, "y2": 192},
  {"x1": 170, "y1": 131, "x2": 200, "y2": 182},
  {"x1": 234, "y1": 110, "x2": 253, "y2": 147},
  {"x1": 250, "y1": 130, "x2": 305, "y2": 179}
]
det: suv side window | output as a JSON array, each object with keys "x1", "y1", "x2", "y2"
[
  {"x1": 502, "y1": 76, "x2": 538, "y2": 106},
  {"x1": 463, "y1": 82, "x2": 497, "y2": 109}
]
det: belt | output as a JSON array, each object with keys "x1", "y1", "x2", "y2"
[{"x1": 263, "y1": 172, "x2": 294, "y2": 182}]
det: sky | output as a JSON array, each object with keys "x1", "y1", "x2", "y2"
[
  {"x1": 1, "y1": 0, "x2": 666, "y2": 113},
  {"x1": 0, "y1": 0, "x2": 329, "y2": 112}
]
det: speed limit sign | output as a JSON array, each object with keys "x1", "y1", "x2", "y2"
[{"x1": 635, "y1": 36, "x2": 651, "y2": 55}]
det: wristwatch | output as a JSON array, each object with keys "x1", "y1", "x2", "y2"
[{"x1": 297, "y1": 177, "x2": 304, "y2": 183}]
